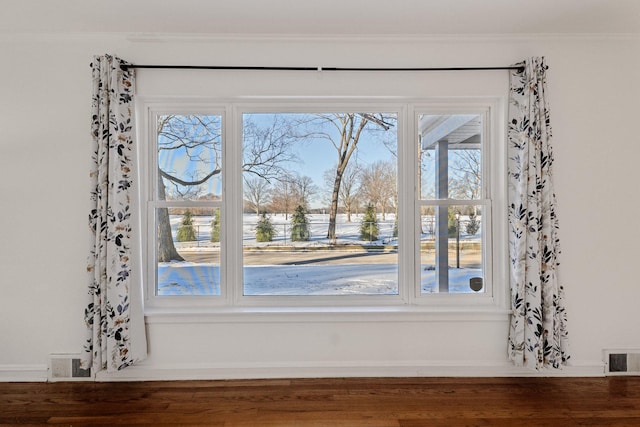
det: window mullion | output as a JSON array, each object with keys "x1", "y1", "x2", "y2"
[
  {"x1": 403, "y1": 103, "x2": 418, "y2": 305},
  {"x1": 227, "y1": 105, "x2": 241, "y2": 305}
]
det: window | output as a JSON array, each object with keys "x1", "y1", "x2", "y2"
[
  {"x1": 241, "y1": 112, "x2": 398, "y2": 297},
  {"x1": 141, "y1": 100, "x2": 502, "y2": 310},
  {"x1": 148, "y1": 111, "x2": 224, "y2": 297},
  {"x1": 417, "y1": 113, "x2": 489, "y2": 294}
]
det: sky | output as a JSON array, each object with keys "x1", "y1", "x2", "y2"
[
  {"x1": 158, "y1": 113, "x2": 398, "y2": 205},
  {"x1": 157, "y1": 113, "x2": 482, "y2": 208},
  {"x1": 245, "y1": 113, "x2": 398, "y2": 208}
]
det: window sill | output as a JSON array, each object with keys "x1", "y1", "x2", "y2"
[{"x1": 144, "y1": 305, "x2": 510, "y2": 324}]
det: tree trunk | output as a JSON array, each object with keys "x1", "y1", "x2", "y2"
[
  {"x1": 324, "y1": 113, "x2": 373, "y2": 243},
  {"x1": 157, "y1": 171, "x2": 184, "y2": 262},
  {"x1": 326, "y1": 169, "x2": 343, "y2": 243}
]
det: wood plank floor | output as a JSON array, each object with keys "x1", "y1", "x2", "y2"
[{"x1": 2, "y1": 377, "x2": 640, "y2": 426}]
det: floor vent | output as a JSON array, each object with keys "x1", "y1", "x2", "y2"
[
  {"x1": 604, "y1": 350, "x2": 640, "y2": 375},
  {"x1": 48, "y1": 354, "x2": 92, "y2": 382}
]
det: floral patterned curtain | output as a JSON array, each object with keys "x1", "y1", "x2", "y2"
[
  {"x1": 507, "y1": 57, "x2": 569, "y2": 370},
  {"x1": 83, "y1": 55, "x2": 147, "y2": 373}
]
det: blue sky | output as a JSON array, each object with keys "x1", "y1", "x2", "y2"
[
  {"x1": 158, "y1": 113, "x2": 398, "y2": 203},
  {"x1": 248, "y1": 112, "x2": 397, "y2": 191}
]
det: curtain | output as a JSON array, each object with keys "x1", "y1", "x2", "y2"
[
  {"x1": 507, "y1": 57, "x2": 570, "y2": 370},
  {"x1": 83, "y1": 55, "x2": 147, "y2": 373}
]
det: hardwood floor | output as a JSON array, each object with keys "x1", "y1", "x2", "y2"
[{"x1": 1, "y1": 377, "x2": 640, "y2": 426}]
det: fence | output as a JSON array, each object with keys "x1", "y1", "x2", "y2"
[
  {"x1": 172, "y1": 215, "x2": 480, "y2": 247},
  {"x1": 174, "y1": 219, "x2": 398, "y2": 246}
]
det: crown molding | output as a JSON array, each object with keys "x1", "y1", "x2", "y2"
[
  {"x1": 124, "y1": 32, "x2": 640, "y2": 44},
  {"x1": 0, "y1": 31, "x2": 638, "y2": 44}
]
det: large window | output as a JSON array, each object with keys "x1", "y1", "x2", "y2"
[{"x1": 142, "y1": 101, "x2": 501, "y2": 309}]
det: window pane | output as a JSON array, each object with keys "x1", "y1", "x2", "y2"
[
  {"x1": 156, "y1": 207, "x2": 221, "y2": 296},
  {"x1": 418, "y1": 114, "x2": 482, "y2": 200},
  {"x1": 157, "y1": 114, "x2": 222, "y2": 201},
  {"x1": 241, "y1": 112, "x2": 398, "y2": 296},
  {"x1": 420, "y1": 204, "x2": 483, "y2": 293}
]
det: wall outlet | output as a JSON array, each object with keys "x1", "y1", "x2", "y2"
[
  {"x1": 48, "y1": 354, "x2": 93, "y2": 382},
  {"x1": 604, "y1": 349, "x2": 640, "y2": 376}
]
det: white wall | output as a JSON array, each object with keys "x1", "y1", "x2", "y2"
[{"x1": 1, "y1": 33, "x2": 638, "y2": 380}]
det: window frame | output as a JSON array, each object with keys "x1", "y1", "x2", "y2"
[
  {"x1": 138, "y1": 97, "x2": 507, "y2": 314},
  {"x1": 410, "y1": 103, "x2": 501, "y2": 309},
  {"x1": 140, "y1": 102, "x2": 232, "y2": 309},
  {"x1": 232, "y1": 102, "x2": 406, "y2": 307}
]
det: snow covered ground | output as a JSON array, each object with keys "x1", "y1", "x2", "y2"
[
  {"x1": 158, "y1": 263, "x2": 482, "y2": 296},
  {"x1": 159, "y1": 213, "x2": 482, "y2": 296}
]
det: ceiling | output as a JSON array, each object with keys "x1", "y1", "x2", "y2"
[{"x1": 2, "y1": 0, "x2": 639, "y2": 36}]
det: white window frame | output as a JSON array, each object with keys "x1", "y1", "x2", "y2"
[
  {"x1": 233, "y1": 101, "x2": 406, "y2": 308},
  {"x1": 137, "y1": 97, "x2": 508, "y2": 316},
  {"x1": 410, "y1": 101, "x2": 506, "y2": 310},
  {"x1": 139, "y1": 102, "x2": 232, "y2": 309}
]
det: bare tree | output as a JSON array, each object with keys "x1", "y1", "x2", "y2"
[
  {"x1": 157, "y1": 115, "x2": 222, "y2": 261},
  {"x1": 305, "y1": 113, "x2": 395, "y2": 242},
  {"x1": 360, "y1": 160, "x2": 397, "y2": 220},
  {"x1": 449, "y1": 149, "x2": 481, "y2": 201},
  {"x1": 157, "y1": 114, "x2": 297, "y2": 261},
  {"x1": 242, "y1": 115, "x2": 300, "y2": 182},
  {"x1": 244, "y1": 177, "x2": 271, "y2": 215},
  {"x1": 157, "y1": 174, "x2": 183, "y2": 262},
  {"x1": 290, "y1": 174, "x2": 318, "y2": 209},
  {"x1": 269, "y1": 174, "x2": 296, "y2": 219},
  {"x1": 323, "y1": 162, "x2": 361, "y2": 222}
]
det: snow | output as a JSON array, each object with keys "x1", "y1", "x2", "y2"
[
  {"x1": 158, "y1": 263, "x2": 482, "y2": 296},
  {"x1": 159, "y1": 213, "x2": 483, "y2": 296}
]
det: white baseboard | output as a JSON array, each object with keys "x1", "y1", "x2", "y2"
[
  {"x1": 95, "y1": 360, "x2": 605, "y2": 382},
  {"x1": 0, "y1": 364, "x2": 48, "y2": 382},
  {"x1": 0, "y1": 360, "x2": 604, "y2": 383}
]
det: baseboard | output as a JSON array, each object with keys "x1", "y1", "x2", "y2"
[
  {"x1": 95, "y1": 360, "x2": 605, "y2": 382},
  {"x1": 0, "y1": 364, "x2": 48, "y2": 382},
  {"x1": 0, "y1": 360, "x2": 604, "y2": 383}
]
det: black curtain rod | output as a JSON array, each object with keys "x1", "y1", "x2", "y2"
[{"x1": 119, "y1": 64, "x2": 523, "y2": 72}]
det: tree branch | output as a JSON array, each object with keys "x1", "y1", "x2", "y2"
[{"x1": 160, "y1": 168, "x2": 221, "y2": 187}]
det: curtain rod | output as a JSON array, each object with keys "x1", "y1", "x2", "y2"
[{"x1": 119, "y1": 64, "x2": 523, "y2": 72}]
